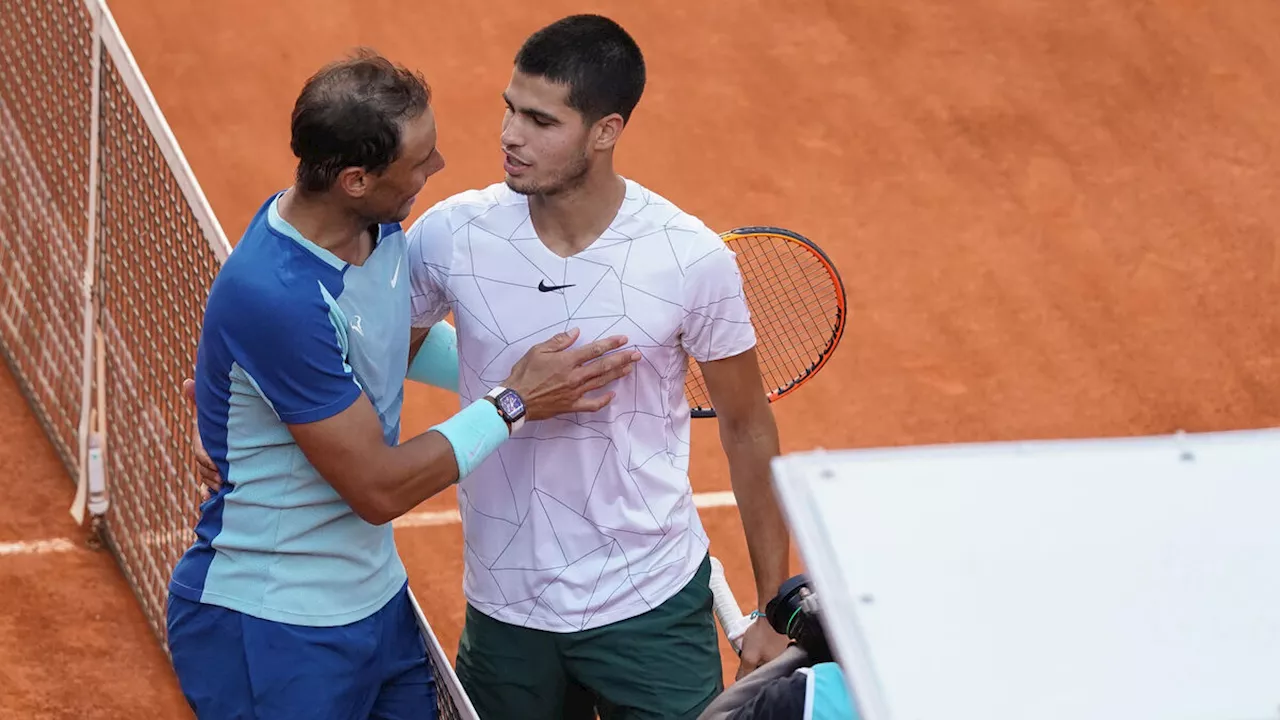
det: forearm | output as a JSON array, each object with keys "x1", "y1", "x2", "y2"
[
  {"x1": 722, "y1": 411, "x2": 791, "y2": 608},
  {"x1": 333, "y1": 396, "x2": 509, "y2": 525},
  {"x1": 322, "y1": 326, "x2": 634, "y2": 526},
  {"x1": 363, "y1": 429, "x2": 463, "y2": 524}
]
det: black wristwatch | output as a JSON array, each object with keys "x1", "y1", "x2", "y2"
[{"x1": 484, "y1": 386, "x2": 527, "y2": 432}]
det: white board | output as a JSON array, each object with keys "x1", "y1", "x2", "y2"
[{"x1": 770, "y1": 428, "x2": 1280, "y2": 720}]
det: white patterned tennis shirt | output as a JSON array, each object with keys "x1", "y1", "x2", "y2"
[{"x1": 406, "y1": 178, "x2": 756, "y2": 632}]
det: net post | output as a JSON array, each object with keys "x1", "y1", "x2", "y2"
[{"x1": 71, "y1": 0, "x2": 105, "y2": 528}]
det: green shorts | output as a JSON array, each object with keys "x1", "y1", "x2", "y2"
[{"x1": 455, "y1": 554, "x2": 723, "y2": 720}]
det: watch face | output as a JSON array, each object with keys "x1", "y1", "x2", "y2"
[{"x1": 497, "y1": 390, "x2": 525, "y2": 418}]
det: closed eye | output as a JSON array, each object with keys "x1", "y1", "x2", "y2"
[{"x1": 503, "y1": 93, "x2": 558, "y2": 127}]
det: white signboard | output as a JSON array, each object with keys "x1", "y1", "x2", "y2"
[{"x1": 770, "y1": 428, "x2": 1280, "y2": 720}]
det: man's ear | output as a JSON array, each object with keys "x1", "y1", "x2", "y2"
[
  {"x1": 592, "y1": 113, "x2": 626, "y2": 151},
  {"x1": 336, "y1": 167, "x2": 370, "y2": 198}
]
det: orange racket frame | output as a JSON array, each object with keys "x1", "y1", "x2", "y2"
[{"x1": 685, "y1": 225, "x2": 847, "y2": 419}]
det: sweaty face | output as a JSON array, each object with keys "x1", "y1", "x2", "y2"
[
  {"x1": 361, "y1": 107, "x2": 446, "y2": 223},
  {"x1": 500, "y1": 70, "x2": 592, "y2": 196}
]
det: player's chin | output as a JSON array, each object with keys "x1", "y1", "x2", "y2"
[
  {"x1": 504, "y1": 176, "x2": 538, "y2": 196},
  {"x1": 388, "y1": 197, "x2": 416, "y2": 223}
]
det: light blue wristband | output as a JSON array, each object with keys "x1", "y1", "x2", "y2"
[
  {"x1": 407, "y1": 321, "x2": 459, "y2": 391},
  {"x1": 430, "y1": 398, "x2": 509, "y2": 479}
]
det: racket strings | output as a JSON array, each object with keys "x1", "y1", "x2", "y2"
[
  {"x1": 684, "y1": 232, "x2": 843, "y2": 414},
  {"x1": 736, "y1": 236, "x2": 840, "y2": 391}
]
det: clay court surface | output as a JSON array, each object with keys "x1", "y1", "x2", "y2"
[{"x1": 4, "y1": 0, "x2": 1280, "y2": 716}]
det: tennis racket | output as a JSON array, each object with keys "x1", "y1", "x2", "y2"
[
  {"x1": 709, "y1": 556, "x2": 753, "y2": 654},
  {"x1": 685, "y1": 226, "x2": 846, "y2": 419}
]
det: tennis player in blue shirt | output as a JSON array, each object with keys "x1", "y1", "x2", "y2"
[{"x1": 166, "y1": 50, "x2": 640, "y2": 720}]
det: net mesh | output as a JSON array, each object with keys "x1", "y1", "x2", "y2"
[
  {"x1": 684, "y1": 230, "x2": 844, "y2": 415},
  {"x1": 1, "y1": 1, "x2": 474, "y2": 717},
  {"x1": 95, "y1": 44, "x2": 221, "y2": 644},
  {"x1": 0, "y1": 0, "x2": 93, "y2": 474}
]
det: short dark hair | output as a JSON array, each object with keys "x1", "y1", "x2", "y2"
[
  {"x1": 290, "y1": 49, "x2": 431, "y2": 193},
  {"x1": 514, "y1": 14, "x2": 646, "y2": 123}
]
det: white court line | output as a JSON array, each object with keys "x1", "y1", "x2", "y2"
[
  {"x1": 22, "y1": 493, "x2": 739, "y2": 549},
  {"x1": 391, "y1": 490, "x2": 739, "y2": 529},
  {"x1": 0, "y1": 538, "x2": 79, "y2": 557},
  {"x1": 691, "y1": 490, "x2": 738, "y2": 509},
  {"x1": 393, "y1": 509, "x2": 460, "y2": 528}
]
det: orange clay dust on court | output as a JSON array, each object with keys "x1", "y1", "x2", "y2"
[{"x1": 5, "y1": 0, "x2": 1280, "y2": 716}]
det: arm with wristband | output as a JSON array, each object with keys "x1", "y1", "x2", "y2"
[
  {"x1": 289, "y1": 326, "x2": 640, "y2": 525},
  {"x1": 186, "y1": 207, "x2": 641, "y2": 518},
  {"x1": 181, "y1": 325, "x2": 639, "y2": 523}
]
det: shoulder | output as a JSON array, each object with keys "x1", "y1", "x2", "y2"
[
  {"x1": 409, "y1": 183, "x2": 519, "y2": 238},
  {"x1": 210, "y1": 219, "x2": 342, "y2": 337},
  {"x1": 407, "y1": 183, "x2": 528, "y2": 271},
  {"x1": 616, "y1": 178, "x2": 728, "y2": 272}
]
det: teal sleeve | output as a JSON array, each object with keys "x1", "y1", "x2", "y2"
[
  {"x1": 810, "y1": 662, "x2": 858, "y2": 720},
  {"x1": 407, "y1": 321, "x2": 458, "y2": 391}
]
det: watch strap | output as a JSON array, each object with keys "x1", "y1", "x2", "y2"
[{"x1": 485, "y1": 386, "x2": 526, "y2": 432}]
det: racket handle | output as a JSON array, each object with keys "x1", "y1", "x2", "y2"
[{"x1": 709, "y1": 556, "x2": 752, "y2": 653}]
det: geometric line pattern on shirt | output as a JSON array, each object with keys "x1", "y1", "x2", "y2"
[{"x1": 415, "y1": 182, "x2": 750, "y2": 632}]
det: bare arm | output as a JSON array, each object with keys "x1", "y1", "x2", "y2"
[
  {"x1": 185, "y1": 383, "x2": 451, "y2": 512},
  {"x1": 699, "y1": 345, "x2": 794, "y2": 678},
  {"x1": 184, "y1": 374, "x2": 460, "y2": 517},
  {"x1": 288, "y1": 392, "x2": 462, "y2": 525},
  {"x1": 293, "y1": 329, "x2": 640, "y2": 525},
  {"x1": 699, "y1": 345, "x2": 790, "y2": 607}
]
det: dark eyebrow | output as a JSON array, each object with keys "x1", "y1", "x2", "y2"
[{"x1": 503, "y1": 92, "x2": 559, "y2": 125}]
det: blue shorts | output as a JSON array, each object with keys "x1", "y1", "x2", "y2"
[{"x1": 166, "y1": 582, "x2": 437, "y2": 720}]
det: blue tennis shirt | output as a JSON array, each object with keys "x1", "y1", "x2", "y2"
[{"x1": 170, "y1": 191, "x2": 410, "y2": 627}]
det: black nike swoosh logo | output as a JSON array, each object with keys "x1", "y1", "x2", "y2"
[{"x1": 538, "y1": 280, "x2": 575, "y2": 292}]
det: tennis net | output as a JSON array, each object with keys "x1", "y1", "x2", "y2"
[{"x1": 0, "y1": 1, "x2": 476, "y2": 717}]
